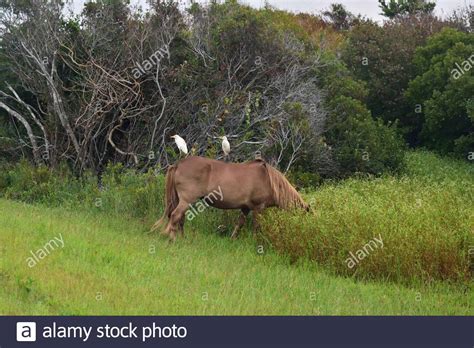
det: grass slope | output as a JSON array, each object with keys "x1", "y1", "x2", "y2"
[{"x1": 0, "y1": 198, "x2": 471, "y2": 315}]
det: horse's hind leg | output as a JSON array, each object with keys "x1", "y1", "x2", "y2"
[
  {"x1": 165, "y1": 200, "x2": 189, "y2": 241},
  {"x1": 231, "y1": 208, "x2": 249, "y2": 240}
]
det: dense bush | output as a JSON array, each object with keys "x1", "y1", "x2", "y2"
[
  {"x1": 0, "y1": 161, "x2": 165, "y2": 220},
  {"x1": 320, "y1": 58, "x2": 406, "y2": 177},
  {"x1": 342, "y1": 15, "x2": 449, "y2": 143},
  {"x1": 0, "y1": 161, "x2": 89, "y2": 204},
  {"x1": 0, "y1": 0, "x2": 408, "y2": 180},
  {"x1": 260, "y1": 151, "x2": 473, "y2": 284},
  {"x1": 405, "y1": 28, "x2": 474, "y2": 158}
]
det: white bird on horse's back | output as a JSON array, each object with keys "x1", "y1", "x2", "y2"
[
  {"x1": 221, "y1": 135, "x2": 230, "y2": 158},
  {"x1": 171, "y1": 134, "x2": 188, "y2": 156}
]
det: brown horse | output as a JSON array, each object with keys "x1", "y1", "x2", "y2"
[{"x1": 151, "y1": 156, "x2": 309, "y2": 241}]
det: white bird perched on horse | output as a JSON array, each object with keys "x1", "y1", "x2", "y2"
[
  {"x1": 171, "y1": 134, "x2": 188, "y2": 157},
  {"x1": 220, "y1": 135, "x2": 230, "y2": 159}
]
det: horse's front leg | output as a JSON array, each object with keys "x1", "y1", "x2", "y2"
[
  {"x1": 231, "y1": 208, "x2": 250, "y2": 240},
  {"x1": 251, "y1": 206, "x2": 265, "y2": 236},
  {"x1": 177, "y1": 216, "x2": 185, "y2": 236}
]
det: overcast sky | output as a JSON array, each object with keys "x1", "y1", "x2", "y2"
[
  {"x1": 69, "y1": 0, "x2": 471, "y2": 22},
  {"x1": 246, "y1": 0, "x2": 470, "y2": 21}
]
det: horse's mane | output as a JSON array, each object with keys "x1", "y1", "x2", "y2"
[{"x1": 264, "y1": 163, "x2": 307, "y2": 209}]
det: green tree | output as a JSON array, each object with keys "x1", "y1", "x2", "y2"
[
  {"x1": 322, "y1": 3, "x2": 355, "y2": 31},
  {"x1": 320, "y1": 56, "x2": 406, "y2": 176},
  {"x1": 342, "y1": 15, "x2": 449, "y2": 144},
  {"x1": 405, "y1": 28, "x2": 474, "y2": 158},
  {"x1": 378, "y1": 0, "x2": 435, "y2": 18}
]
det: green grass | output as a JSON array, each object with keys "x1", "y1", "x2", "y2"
[
  {"x1": 0, "y1": 198, "x2": 472, "y2": 315},
  {"x1": 0, "y1": 150, "x2": 472, "y2": 315}
]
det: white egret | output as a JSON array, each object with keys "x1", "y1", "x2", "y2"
[
  {"x1": 221, "y1": 135, "x2": 230, "y2": 158},
  {"x1": 171, "y1": 134, "x2": 188, "y2": 157}
]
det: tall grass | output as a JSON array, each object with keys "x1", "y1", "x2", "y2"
[
  {"x1": 260, "y1": 151, "x2": 473, "y2": 284},
  {"x1": 1, "y1": 151, "x2": 472, "y2": 285}
]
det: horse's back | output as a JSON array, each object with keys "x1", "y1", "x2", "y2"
[{"x1": 173, "y1": 156, "x2": 273, "y2": 209}]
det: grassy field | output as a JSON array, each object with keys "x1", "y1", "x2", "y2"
[
  {"x1": 0, "y1": 202, "x2": 471, "y2": 315},
  {"x1": 0, "y1": 151, "x2": 472, "y2": 315}
]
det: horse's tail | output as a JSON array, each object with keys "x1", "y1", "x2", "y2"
[{"x1": 151, "y1": 165, "x2": 179, "y2": 232}]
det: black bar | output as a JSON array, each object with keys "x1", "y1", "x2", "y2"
[{"x1": 2, "y1": 316, "x2": 473, "y2": 347}]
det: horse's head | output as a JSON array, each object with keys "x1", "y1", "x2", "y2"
[
  {"x1": 303, "y1": 201, "x2": 311, "y2": 212},
  {"x1": 295, "y1": 194, "x2": 310, "y2": 212}
]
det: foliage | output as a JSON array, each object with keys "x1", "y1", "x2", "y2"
[
  {"x1": 326, "y1": 96, "x2": 405, "y2": 176},
  {"x1": 405, "y1": 28, "x2": 474, "y2": 157},
  {"x1": 286, "y1": 170, "x2": 322, "y2": 190},
  {"x1": 378, "y1": 0, "x2": 436, "y2": 18},
  {"x1": 342, "y1": 15, "x2": 450, "y2": 144},
  {"x1": 0, "y1": 160, "x2": 165, "y2": 219},
  {"x1": 0, "y1": 0, "x2": 408, "y2": 179},
  {"x1": 0, "y1": 161, "x2": 88, "y2": 204},
  {"x1": 322, "y1": 3, "x2": 355, "y2": 31},
  {"x1": 320, "y1": 56, "x2": 406, "y2": 177},
  {"x1": 0, "y1": 0, "x2": 324, "y2": 173}
]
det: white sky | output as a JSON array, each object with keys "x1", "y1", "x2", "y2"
[
  {"x1": 68, "y1": 0, "x2": 471, "y2": 22},
  {"x1": 242, "y1": 0, "x2": 472, "y2": 22}
]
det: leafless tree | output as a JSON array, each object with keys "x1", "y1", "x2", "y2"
[{"x1": 0, "y1": 0, "x2": 328, "y2": 174}]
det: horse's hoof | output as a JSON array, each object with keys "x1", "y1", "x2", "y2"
[{"x1": 160, "y1": 227, "x2": 171, "y2": 236}]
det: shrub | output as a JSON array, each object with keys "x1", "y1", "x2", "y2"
[
  {"x1": 0, "y1": 160, "x2": 165, "y2": 220},
  {"x1": 286, "y1": 170, "x2": 322, "y2": 190},
  {"x1": 342, "y1": 15, "x2": 450, "y2": 143},
  {"x1": 98, "y1": 165, "x2": 165, "y2": 219},
  {"x1": 406, "y1": 28, "x2": 474, "y2": 158},
  {"x1": 326, "y1": 95, "x2": 405, "y2": 176},
  {"x1": 320, "y1": 58, "x2": 406, "y2": 177},
  {"x1": 0, "y1": 160, "x2": 87, "y2": 204}
]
